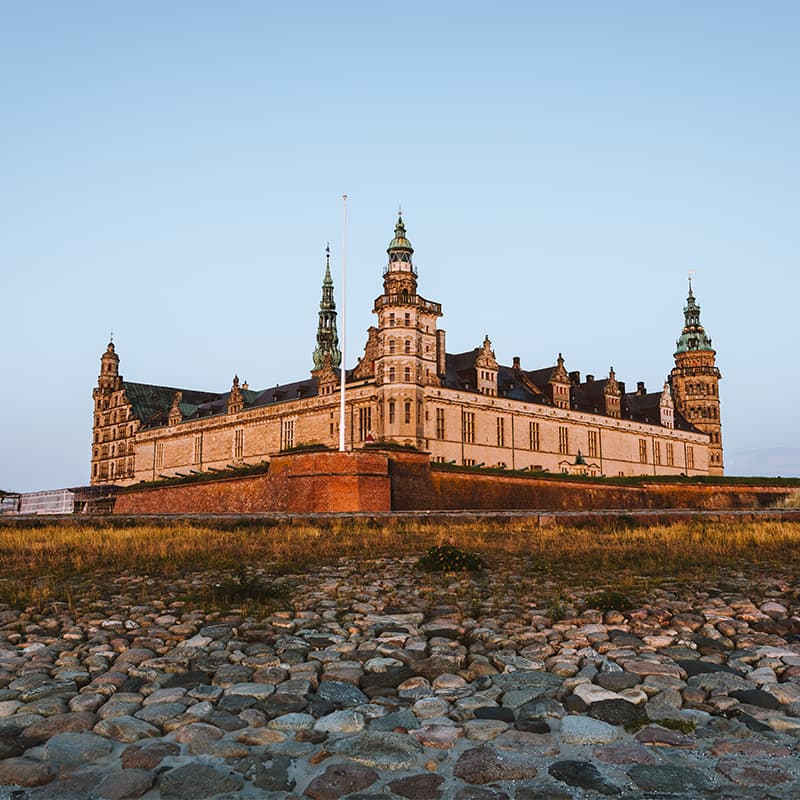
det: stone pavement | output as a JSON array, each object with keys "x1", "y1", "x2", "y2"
[{"x1": 1, "y1": 555, "x2": 800, "y2": 798}]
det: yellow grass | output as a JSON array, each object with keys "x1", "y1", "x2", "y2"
[{"x1": 1, "y1": 519, "x2": 798, "y2": 610}]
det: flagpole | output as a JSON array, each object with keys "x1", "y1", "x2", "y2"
[{"x1": 339, "y1": 194, "x2": 347, "y2": 451}]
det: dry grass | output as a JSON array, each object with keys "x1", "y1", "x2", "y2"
[{"x1": 1, "y1": 518, "x2": 799, "y2": 610}]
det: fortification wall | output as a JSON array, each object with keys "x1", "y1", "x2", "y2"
[{"x1": 114, "y1": 450, "x2": 794, "y2": 515}]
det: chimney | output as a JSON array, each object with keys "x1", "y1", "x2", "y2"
[
  {"x1": 586, "y1": 374, "x2": 594, "y2": 383},
  {"x1": 513, "y1": 356, "x2": 520, "y2": 370},
  {"x1": 637, "y1": 381, "x2": 646, "y2": 396},
  {"x1": 436, "y1": 329, "x2": 447, "y2": 377},
  {"x1": 569, "y1": 370, "x2": 581, "y2": 384}
]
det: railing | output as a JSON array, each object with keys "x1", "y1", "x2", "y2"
[{"x1": 374, "y1": 294, "x2": 442, "y2": 314}]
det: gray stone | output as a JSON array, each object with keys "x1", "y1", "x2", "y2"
[
  {"x1": 159, "y1": 762, "x2": 244, "y2": 799},
  {"x1": 333, "y1": 730, "x2": 423, "y2": 770},
  {"x1": 589, "y1": 699, "x2": 646, "y2": 727},
  {"x1": 595, "y1": 671, "x2": 641, "y2": 691},
  {"x1": 369, "y1": 708, "x2": 419, "y2": 731},
  {"x1": 133, "y1": 701, "x2": 187, "y2": 727},
  {"x1": 43, "y1": 730, "x2": 114, "y2": 764},
  {"x1": 628, "y1": 764, "x2": 714, "y2": 793},
  {"x1": 388, "y1": 773, "x2": 445, "y2": 799},
  {"x1": 316, "y1": 680, "x2": 369, "y2": 707},
  {"x1": 95, "y1": 768, "x2": 154, "y2": 800},
  {"x1": 688, "y1": 672, "x2": 754, "y2": 693},
  {"x1": 453, "y1": 746, "x2": 539, "y2": 784},
  {"x1": 548, "y1": 760, "x2": 621, "y2": 795},
  {"x1": 304, "y1": 762, "x2": 379, "y2": 800},
  {"x1": 253, "y1": 755, "x2": 295, "y2": 792},
  {"x1": 560, "y1": 715, "x2": 619, "y2": 744},
  {"x1": 93, "y1": 714, "x2": 160, "y2": 742}
]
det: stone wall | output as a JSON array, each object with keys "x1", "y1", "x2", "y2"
[{"x1": 114, "y1": 449, "x2": 794, "y2": 515}]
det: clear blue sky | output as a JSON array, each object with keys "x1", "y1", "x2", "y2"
[{"x1": 2, "y1": 1, "x2": 798, "y2": 491}]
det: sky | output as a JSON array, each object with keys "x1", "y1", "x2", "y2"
[{"x1": 1, "y1": 1, "x2": 798, "y2": 492}]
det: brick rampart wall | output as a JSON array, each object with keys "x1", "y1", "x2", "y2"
[
  {"x1": 114, "y1": 450, "x2": 794, "y2": 514},
  {"x1": 425, "y1": 469, "x2": 789, "y2": 511}
]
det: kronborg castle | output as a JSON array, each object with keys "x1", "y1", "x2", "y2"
[{"x1": 91, "y1": 215, "x2": 723, "y2": 486}]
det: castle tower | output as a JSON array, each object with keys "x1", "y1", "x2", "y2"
[
  {"x1": 373, "y1": 213, "x2": 443, "y2": 445},
  {"x1": 670, "y1": 280, "x2": 723, "y2": 474},
  {"x1": 312, "y1": 245, "x2": 341, "y2": 372},
  {"x1": 91, "y1": 339, "x2": 136, "y2": 485},
  {"x1": 97, "y1": 340, "x2": 122, "y2": 392}
]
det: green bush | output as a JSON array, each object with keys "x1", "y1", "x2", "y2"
[
  {"x1": 584, "y1": 590, "x2": 636, "y2": 612},
  {"x1": 417, "y1": 544, "x2": 484, "y2": 572}
]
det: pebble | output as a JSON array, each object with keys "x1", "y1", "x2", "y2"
[{"x1": 0, "y1": 553, "x2": 798, "y2": 798}]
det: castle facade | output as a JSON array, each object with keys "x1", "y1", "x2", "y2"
[{"x1": 91, "y1": 215, "x2": 722, "y2": 486}]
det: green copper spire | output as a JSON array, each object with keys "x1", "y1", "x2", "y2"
[
  {"x1": 313, "y1": 245, "x2": 342, "y2": 370},
  {"x1": 387, "y1": 211, "x2": 413, "y2": 256},
  {"x1": 675, "y1": 278, "x2": 714, "y2": 354}
]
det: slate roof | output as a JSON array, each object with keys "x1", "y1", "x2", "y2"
[
  {"x1": 124, "y1": 377, "x2": 321, "y2": 430},
  {"x1": 125, "y1": 353, "x2": 698, "y2": 434}
]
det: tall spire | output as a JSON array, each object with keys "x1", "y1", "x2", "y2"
[
  {"x1": 313, "y1": 244, "x2": 342, "y2": 370},
  {"x1": 675, "y1": 279, "x2": 713, "y2": 354}
]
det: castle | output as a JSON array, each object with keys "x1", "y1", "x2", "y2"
[{"x1": 91, "y1": 214, "x2": 722, "y2": 486}]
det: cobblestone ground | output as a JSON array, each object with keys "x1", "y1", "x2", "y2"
[{"x1": 2, "y1": 554, "x2": 800, "y2": 799}]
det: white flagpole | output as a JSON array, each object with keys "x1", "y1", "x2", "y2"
[{"x1": 339, "y1": 194, "x2": 347, "y2": 451}]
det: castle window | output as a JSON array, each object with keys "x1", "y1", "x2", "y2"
[
  {"x1": 463, "y1": 412, "x2": 475, "y2": 444},
  {"x1": 464, "y1": 458, "x2": 476, "y2": 466},
  {"x1": 666, "y1": 442, "x2": 674, "y2": 465},
  {"x1": 358, "y1": 406, "x2": 372, "y2": 441},
  {"x1": 388, "y1": 400, "x2": 396, "y2": 425},
  {"x1": 389, "y1": 312, "x2": 395, "y2": 326},
  {"x1": 389, "y1": 339, "x2": 396, "y2": 354},
  {"x1": 404, "y1": 366, "x2": 411, "y2": 382},
  {"x1": 558, "y1": 426, "x2": 569, "y2": 455},
  {"x1": 496, "y1": 417, "x2": 505, "y2": 447},
  {"x1": 404, "y1": 401, "x2": 412, "y2": 425},
  {"x1": 435, "y1": 408, "x2": 445, "y2": 440},
  {"x1": 529, "y1": 421, "x2": 540, "y2": 451},
  {"x1": 155, "y1": 442, "x2": 164, "y2": 469},
  {"x1": 388, "y1": 367, "x2": 396, "y2": 382},
  {"x1": 687, "y1": 446, "x2": 694, "y2": 470},
  {"x1": 653, "y1": 440, "x2": 661, "y2": 465},
  {"x1": 638, "y1": 439, "x2": 648, "y2": 464},
  {"x1": 588, "y1": 430, "x2": 599, "y2": 458},
  {"x1": 233, "y1": 428, "x2": 244, "y2": 460},
  {"x1": 281, "y1": 419, "x2": 295, "y2": 450},
  {"x1": 404, "y1": 313, "x2": 410, "y2": 327},
  {"x1": 404, "y1": 339, "x2": 411, "y2": 354},
  {"x1": 192, "y1": 434, "x2": 203, "y2": 465},
  {"x1": 92, "y1": 463, "x2": 98, "y2": 477}
]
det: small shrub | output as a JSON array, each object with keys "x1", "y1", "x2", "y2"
[
  {"x1": 585, "y1": 590, "x2": 637, "y2": 613},
  {"x1": 417, "y1": 544, "x2": 484, "y2": 572}
]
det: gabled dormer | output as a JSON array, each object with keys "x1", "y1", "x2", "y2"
[
  {"x1": 475, "y1": 336, "x2": 499, "y2": 396},
  {"x1": 168, "y1": 392, "x2": 183, "y2": 426},
  {"x1": 227, "y1": 375, "x2": 244, "y2": 414},
  {"x1": 548, "y1": 354, "x2": 571, "y2": 409},
  {"x1": 604, "y1": 367, "x2": 621, "y2": 418},
  {"x1": 659, "y1": 380, "x2": 674, "y2": 428}
]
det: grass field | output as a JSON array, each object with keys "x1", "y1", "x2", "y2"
[{"x1": 1, "y1": 518, "x2": 799, "y2": 612}]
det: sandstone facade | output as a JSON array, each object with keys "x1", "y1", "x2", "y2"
[{"x1": 91, "y1": 215, "x2": 721, "y2": 486}]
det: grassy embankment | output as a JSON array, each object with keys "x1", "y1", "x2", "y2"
[{"x1": 0, "y1": 518, "x2": 799, "y2": 614}]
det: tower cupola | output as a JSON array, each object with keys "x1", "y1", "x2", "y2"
[
  {"x1": 675, "y1": 279, "x2": 714, "y2": 354},
  {"x1": 98, "y1": 339, "x2": 122, "y2": 391},
  {"x1": 384, "y1": 212, "x2": 418, "y2": 296}
]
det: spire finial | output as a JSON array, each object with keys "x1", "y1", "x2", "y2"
[
  {"x1": 109, "y1": 328, "x2": 114, "y2": 344},
  {"x1": 688, "y1": 269, "x2": 696, "y2": 297}
]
